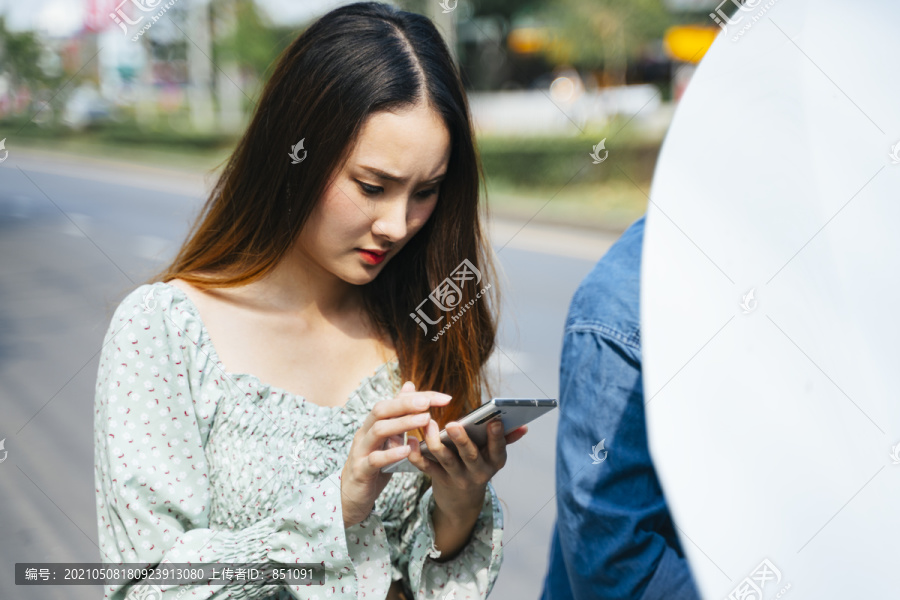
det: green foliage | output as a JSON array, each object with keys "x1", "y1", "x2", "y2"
[
  {"x1": 469, "y1": 0, "x2": 545, "y2": 19},
  {"x1": 478, "y1": 133, "x2": 660, "y2": 187},
  {"x1": 212, "y1": 0, "x2": 297, "y2": 80},
  {"x1": 0, "y1": 16, "x2": 57, "y2": 89},
  {"x1": 0, "y1": 16, "x2": 71, "y2": 125},
  {"x1": 533, "y1": 0, "x2": 673, "y2": 72},
  {"x1": 0, "y1": 114, "x2": 235, "y2": 150}
]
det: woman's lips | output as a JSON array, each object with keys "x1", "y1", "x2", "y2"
[{"x1": 357, "y1": 249, "x2": 386, "y2": 265}]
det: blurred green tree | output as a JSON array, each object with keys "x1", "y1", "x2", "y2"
[
  {"x1": 212, "y1": 0, "x2": 295, "y2": 83},
  {"x1": 535, "y1": 0, "x2": 672, "y2": 86},
  {"x1": 0, "y1": 16, "x2": 68, "y2": 124},
  {"x1": 0, "y1": 16, "x2": 54, "y2": 91}
]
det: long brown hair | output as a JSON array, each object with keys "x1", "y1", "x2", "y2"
[{"x1": 150, "y1": 1, "x2": 498, "y2": 426}]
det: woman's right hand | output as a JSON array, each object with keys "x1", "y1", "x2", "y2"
[{"x1": 340, "y1": 381, "x2": 451, "y2": 528}]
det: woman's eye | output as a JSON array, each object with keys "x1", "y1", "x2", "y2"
[
  {"x1": 357, "y1": 181, "x2": 383, "y2": 196},
  {"x1": 357, "y1": 180, "x2": 437, "y2": 200}
]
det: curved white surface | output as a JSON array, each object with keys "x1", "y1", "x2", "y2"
[{"x1": 641, "y1": 0, "x2": 900, "y2": 597}]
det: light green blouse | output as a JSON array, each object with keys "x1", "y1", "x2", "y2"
[{"x1": 93, "y1": 282, "x2": 503, "y2": 599}]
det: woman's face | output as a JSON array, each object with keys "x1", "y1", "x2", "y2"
[{"x1": 297, "y1": 102, "x2": 451, "y2": 286}]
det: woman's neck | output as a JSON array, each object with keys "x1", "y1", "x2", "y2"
[{"x1": 226, "y1": 248, "x2": 363, "y2": 327}]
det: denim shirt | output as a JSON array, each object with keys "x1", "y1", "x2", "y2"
[{"x1": 540, "y1": 215, "x2": 701, "y2": 600}]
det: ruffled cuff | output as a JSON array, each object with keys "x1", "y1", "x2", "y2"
[
  {"x1": 266, "y1": 471, "x2": 392, "y2": 598},
  {"x1": 344, "y1": 510, "x2": 391, "y2": 598},
  {"x1": 407, "y1": 483, "x2": 504, "y2": 599}
]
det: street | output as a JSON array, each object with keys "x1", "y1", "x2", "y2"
[{"x1": 0, "y1": 149, "x2": 622, "y2": 599}]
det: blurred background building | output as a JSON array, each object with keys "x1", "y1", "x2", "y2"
[{"x1": 0, "y1": 0, "x2": 729, "y2": 230}]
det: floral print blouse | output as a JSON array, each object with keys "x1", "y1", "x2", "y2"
[{"x1": 93, "y1": 282, "x2": 503, "y2": 599}]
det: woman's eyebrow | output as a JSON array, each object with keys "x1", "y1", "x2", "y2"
[{"x1": 359, "y1": 165, "x2": 446, "y2": 184}]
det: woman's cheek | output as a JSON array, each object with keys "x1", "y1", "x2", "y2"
[
  {"x1": 410, "y1": 199, "x2": 438, "y2": 233},
  {"x1": 330, "y1": 188, "x2": 374, "y2": 232}
]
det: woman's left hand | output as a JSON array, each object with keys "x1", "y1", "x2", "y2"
[{"x1": 407, "y1": 415, "x2": 527, "y2": 522}]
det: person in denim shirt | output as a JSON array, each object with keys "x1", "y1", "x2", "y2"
[{"x1": 540, "y1": 215, "x2": 701, "y2": 600}]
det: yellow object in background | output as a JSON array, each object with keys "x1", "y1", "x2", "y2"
[
  {"x1": 507, "y1": 27, "x2": 549, "y2": 54},
  {"x1": 663, "y1": 25, "x2": 719, "y2": 63}
]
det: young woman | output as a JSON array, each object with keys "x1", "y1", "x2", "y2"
[{"x1": 93, "y1": 2, "x2": 526, "y2": 599}]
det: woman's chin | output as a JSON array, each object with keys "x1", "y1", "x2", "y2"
[{"x1": 339, "y1": 266, "x2": 383, "y2": 286}]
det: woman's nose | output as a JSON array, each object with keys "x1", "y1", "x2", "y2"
[{"x1": 371, "y1": 198, "x2": 408, "y2": 242}]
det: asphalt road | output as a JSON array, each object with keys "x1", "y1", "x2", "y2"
[{"x1": 0, "y1": 149, "x2": 622, "y2": 599}]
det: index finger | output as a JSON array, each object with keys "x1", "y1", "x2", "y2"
[{"x1": 364, "y1": 385, "x2": 452, "y2": 428}]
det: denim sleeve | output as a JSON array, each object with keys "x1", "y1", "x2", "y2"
[{"x1": 552, "y1": 325, "x2": 700, "y2": 600}]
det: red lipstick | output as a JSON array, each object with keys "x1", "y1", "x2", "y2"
[{"x1": 357, "y1": 249, "x2": 386, "y2": 265}]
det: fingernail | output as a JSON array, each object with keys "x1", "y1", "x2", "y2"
[
  {"x1": 491, "y1": 421, "x2": 502, "y2": 434},
  {"x1": 436, "y1": 393, "x2": 452, "y2": 402}
]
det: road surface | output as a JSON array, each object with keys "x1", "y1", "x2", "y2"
[{"x1": 0, "y1": 148, "x2": 623, "y2": 599}]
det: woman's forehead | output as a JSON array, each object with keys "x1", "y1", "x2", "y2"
[{"x1": 350, "y1": 107, "x2": 451, "y2": 180}]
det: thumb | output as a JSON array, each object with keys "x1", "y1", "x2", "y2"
[{"x1": 401, "y1": 380, "x2": 416, "y2": 392}]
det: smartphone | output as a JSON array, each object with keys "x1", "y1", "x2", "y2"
[{"x1": 381, "y1": 397, "x2": 558, "y2": 473}]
